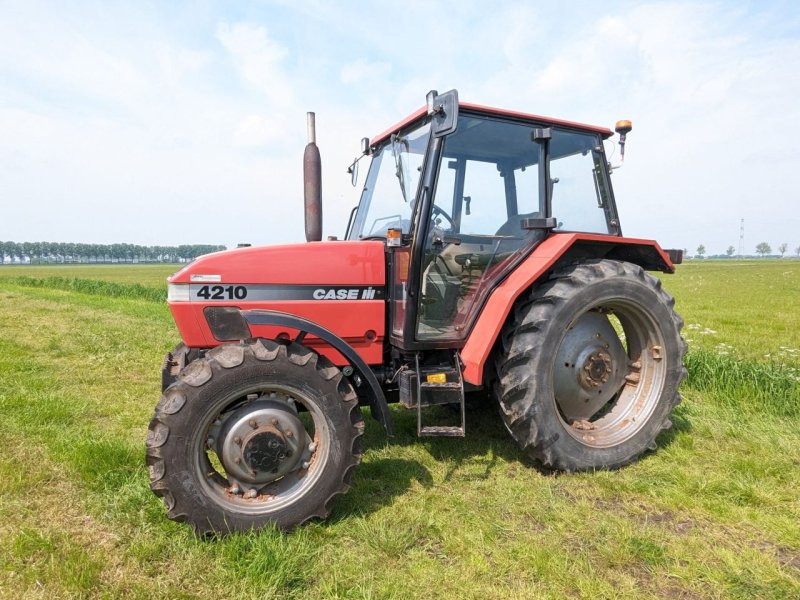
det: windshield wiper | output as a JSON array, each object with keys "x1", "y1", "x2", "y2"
[{"x1": 390, "y1": 133, "x2": 410, "y2": 203}]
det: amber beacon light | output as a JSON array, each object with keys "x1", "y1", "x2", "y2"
[{"x1": 615, "y1": 119, "x2": 633, "y2": 163}]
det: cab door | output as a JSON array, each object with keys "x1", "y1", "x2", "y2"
[{"x1": 414, "y1": 115, "x2": 544, "y2": 343}]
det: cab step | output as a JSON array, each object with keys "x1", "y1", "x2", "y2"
[
  {"x1": 403, "y1": 352, "x2": 466, "y2": 437},
  {"x1": 419, "y1": 425, "x2": 465, "y2": 437}
]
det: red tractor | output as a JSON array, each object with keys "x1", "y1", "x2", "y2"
[{"x1": 147, "y1": 90, "x2": 686, "y2": 534}]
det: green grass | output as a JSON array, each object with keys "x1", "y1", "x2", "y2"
[
  {"x1": 660, "y1": 260, "x2": 800, "y2": 365},
  {"x1": 0, "y1": 264, "x2": 178, "y2": 288},
  {"x1": 0, "y1": 262, "x2": 798, "y2": 599},
  {"x1": 3, "y1": 275, "x2": 166, "y2": 302}
]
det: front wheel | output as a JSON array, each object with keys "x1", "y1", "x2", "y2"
[
  {"x1": 146, "y1": 339, "x2": 364, "y2": 534},
  {"x1": 494, "y1": 259, "x2": 686, "y2": 471}
]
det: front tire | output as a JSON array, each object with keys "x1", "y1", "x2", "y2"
[
  {"x1": 494, "y1": 259, "x2": 686, "y2": 471},
  {"x1": 146, "y1": 339, "x2": 364, "y2": 534}
]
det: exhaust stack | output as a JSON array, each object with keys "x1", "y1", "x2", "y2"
[{"x1": 303, "y1": 112, "x2": 323, "y2": 242}]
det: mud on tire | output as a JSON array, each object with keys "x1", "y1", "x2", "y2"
[
  {"x1": 146, "y1": 339, "x2": 364, "y2": 534},
  {"x1": 494, "y1": 259, "x2": 687, "y2": 471}
]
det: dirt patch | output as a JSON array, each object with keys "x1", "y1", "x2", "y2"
[{"x1": 750, "y1": 540, "x2": 800, "y2": 572}]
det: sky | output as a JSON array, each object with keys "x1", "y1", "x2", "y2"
[{"x1": 1, "y1": 0, "x2": 799, "y2": 256}]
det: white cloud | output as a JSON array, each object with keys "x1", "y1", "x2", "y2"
[
  {"x1": 0, "y1": 1, "x2": 798, "y2": 254},
  {"x1": 215, "y1": 22, "x2": 293, "y2": 108},
  {"x1": 340, "y1": 58, "x2": 392, "y2": 84},
  {"x1": 233, "y1": 113, "x2": 293, "y2": 147}
]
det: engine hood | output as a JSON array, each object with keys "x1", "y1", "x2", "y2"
[{"x1": 169, "y1": 240, "x2": 386, "y2": 286}]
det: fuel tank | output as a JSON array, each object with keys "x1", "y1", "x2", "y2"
[{"x1": 167, "y1": 241, "x2": 387, "y2": 365}]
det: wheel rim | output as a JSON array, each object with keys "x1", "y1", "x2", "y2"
[
  {"x1": 193, "y1": 383, "x2": 330, "y2": 516},
  {"x1": 552, "y1": 298, "x2": 667, "y2": 448}
]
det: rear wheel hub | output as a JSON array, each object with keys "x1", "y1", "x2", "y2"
[{"x1": 553, "y1": 311, "x2": 627, "y2": 422}]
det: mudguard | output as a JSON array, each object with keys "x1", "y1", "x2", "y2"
[
  {"x1": 460, "y1": 232, "x2": 674, "y2": 385},
  {"x1": 241, "y1": 310, "x2": 393, "y2": 436}
]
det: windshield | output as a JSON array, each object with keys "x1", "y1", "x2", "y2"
[{"x1": 348, "y1": 120, "x2": 431, "y2": 239}]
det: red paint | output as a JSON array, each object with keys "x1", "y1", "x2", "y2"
[
  {"x1": 169, "y1": 240, "x2": 385, "y2": 285},
  {"x1": 460, "y1": 233, "x2": 673, "y2": 385},
  {"x1": 169, "y1": 241, "x2": 386, "y2": 365},
  {"x1": 371, "y1": 103, "x2": 613, "y2": 147}
]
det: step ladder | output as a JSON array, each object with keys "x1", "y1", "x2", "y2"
[{"x1": 413, "y1": 352, "x2": 466, "y2": 437}]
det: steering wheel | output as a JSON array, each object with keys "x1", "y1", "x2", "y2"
[{"x1": 431, "y1": 205, "x2": 455, "y2": 230}]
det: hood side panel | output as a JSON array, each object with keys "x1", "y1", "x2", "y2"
[{"x1": 168, "y1": 241, "x2": 387, "y2": 366}]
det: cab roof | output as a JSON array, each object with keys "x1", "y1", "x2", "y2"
[{"x1": 371, "y1": 102, "x2": 614, "y2": 147}]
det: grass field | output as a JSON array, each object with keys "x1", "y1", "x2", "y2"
[{"x1": 0, "y1": 261, "x2": 798, "y2": 599}]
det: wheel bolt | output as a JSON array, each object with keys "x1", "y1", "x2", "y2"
[
  {"x1": 206, "y1": 436, "x2": 215, "y2": 448},
  {"x1": 228, "y1": 484, "x2": 240, "y2": 495},
  {"x1": 285, "y1": 430, "x2": 293, "y2": 438},
  {"x1": 249, "y1": 419, "x2": 258, "y2": 429},
  {"x1": 233, "y1": 436, "x2": 242, "y2": 445},
  {"x1": 302, "y1": 461, "x2": 311, "y2": 470},
  {"x1": 244, "y1": 488, "x2": 257, "y2": 499},
  {"x1": 234, "y1": 457, "x2": 241, "y2": 464},
  {"x1": 271, "y1": 418, "x2": 279, "y2": 426},
  {"x1": 308, "y1": 442, "x2": 317, "y2": 452}
]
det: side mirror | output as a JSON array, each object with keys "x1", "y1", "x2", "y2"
[
  {"x1": 347, "y1": 160, "x2": 359, "y2": 187},
  {"x1": 426, "y1": 89, "x2": 459, "y2": 137}
]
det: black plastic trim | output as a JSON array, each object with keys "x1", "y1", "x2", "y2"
[
  {"x1": 240, "y1": 309, "x2": 393, "y2": 436},
  {"x1": 521, "y1": 217, "x2": 557, "y2": 230},
  {"x1": 665, "y1": 248, "x2": 684, "y2": 265}
]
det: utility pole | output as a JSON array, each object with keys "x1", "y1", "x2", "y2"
[{"x1": 738, "y1": 218, "x2": 745, "y2": 258}]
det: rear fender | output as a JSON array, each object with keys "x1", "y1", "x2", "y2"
[{"x1": 460, "y1": 233, "x2": 674, "y2": 385}]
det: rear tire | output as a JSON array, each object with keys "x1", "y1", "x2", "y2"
[
  {"x1": 146, "y1": 339, "x2": 364, "y2": 534},
  {"x1": 494, "y1": 259, "x2": 686, "y2": 471}
]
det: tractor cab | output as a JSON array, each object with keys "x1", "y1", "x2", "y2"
[{"x1": 347, "y1": 90, "x2": 620, "y2": 349}]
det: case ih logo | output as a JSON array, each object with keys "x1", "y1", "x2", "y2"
[{"x1": 313, "y1": 287, "x2": 378, "y2": 300}]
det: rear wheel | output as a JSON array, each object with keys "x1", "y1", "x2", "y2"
[
  {"x1": 494, "y1": 259, "x2": 686, "y2": 471},
  {"x1": 146, "y1": 339, "x2": 364, "y2": 534}
]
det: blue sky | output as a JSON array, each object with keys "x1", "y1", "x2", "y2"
[{"x1": 2, "y1": 0, "x2": 799, "y2": 255}]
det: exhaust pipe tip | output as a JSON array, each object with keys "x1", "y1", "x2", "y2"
[{"x1": 307, "y1": 112, "x2": 316, "y2": 144}]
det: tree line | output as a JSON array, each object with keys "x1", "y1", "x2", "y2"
[
  {"x1": 693, "y1": 242, "x2": 800, "y2": 259},
  {"x1": 0, "y1": 241, "x2": 227, "y2": 264}
]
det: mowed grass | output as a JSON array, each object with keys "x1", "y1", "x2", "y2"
[
  {"x1": 0, "y1": 262, "x2": 798, "y2": 599},
  {"x1": 660, "y1": 260, "x2": 800, "y2": 365},
  {"x1": 0, "y1": 264, "x2": 179, "y2": 288}
]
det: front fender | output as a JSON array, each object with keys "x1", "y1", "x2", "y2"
[{"x1": 241, "y1": 310, "x2": 393, "y2": 436}]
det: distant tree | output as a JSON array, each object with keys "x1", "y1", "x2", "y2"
[
  {"x1": 755, "y1": 242, "x2": 771, "y2": 257},
  {"x1": 796, "y1": 245, "x2": 800, "y2": 257},
  {"x1": 778, "y1": 243, "x2": 788, "y2": 257},
  {"x1": 726, "y1": 246, "x2": 735, "y2": 257},
  {"x1": 696, "y1": 244, "x2": 706, "y2": 258},
  {"x1": 0, "y1": 241, "x2": 227, "y2": 265}
]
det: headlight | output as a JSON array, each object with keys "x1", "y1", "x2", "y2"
[{"x1": 167, "y1": 283, "x2": 191, "y2": 302}]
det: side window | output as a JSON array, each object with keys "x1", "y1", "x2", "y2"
[
  {"x1": 431, "y1": 161, "x2": 457, "y2": 230},
  {"x1": 515, "y1": 164, "x2": 540, "y2": 217},
  {"x1": 550, "y1": 131, "x2": 610, "y2": 234},
  {"x1": 460, "y1": 160, "x2": 507, "y2": 235}
]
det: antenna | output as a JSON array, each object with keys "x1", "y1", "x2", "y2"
[{"x1": 738, "y1": 218, "x2": 744, "y2": 258}]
